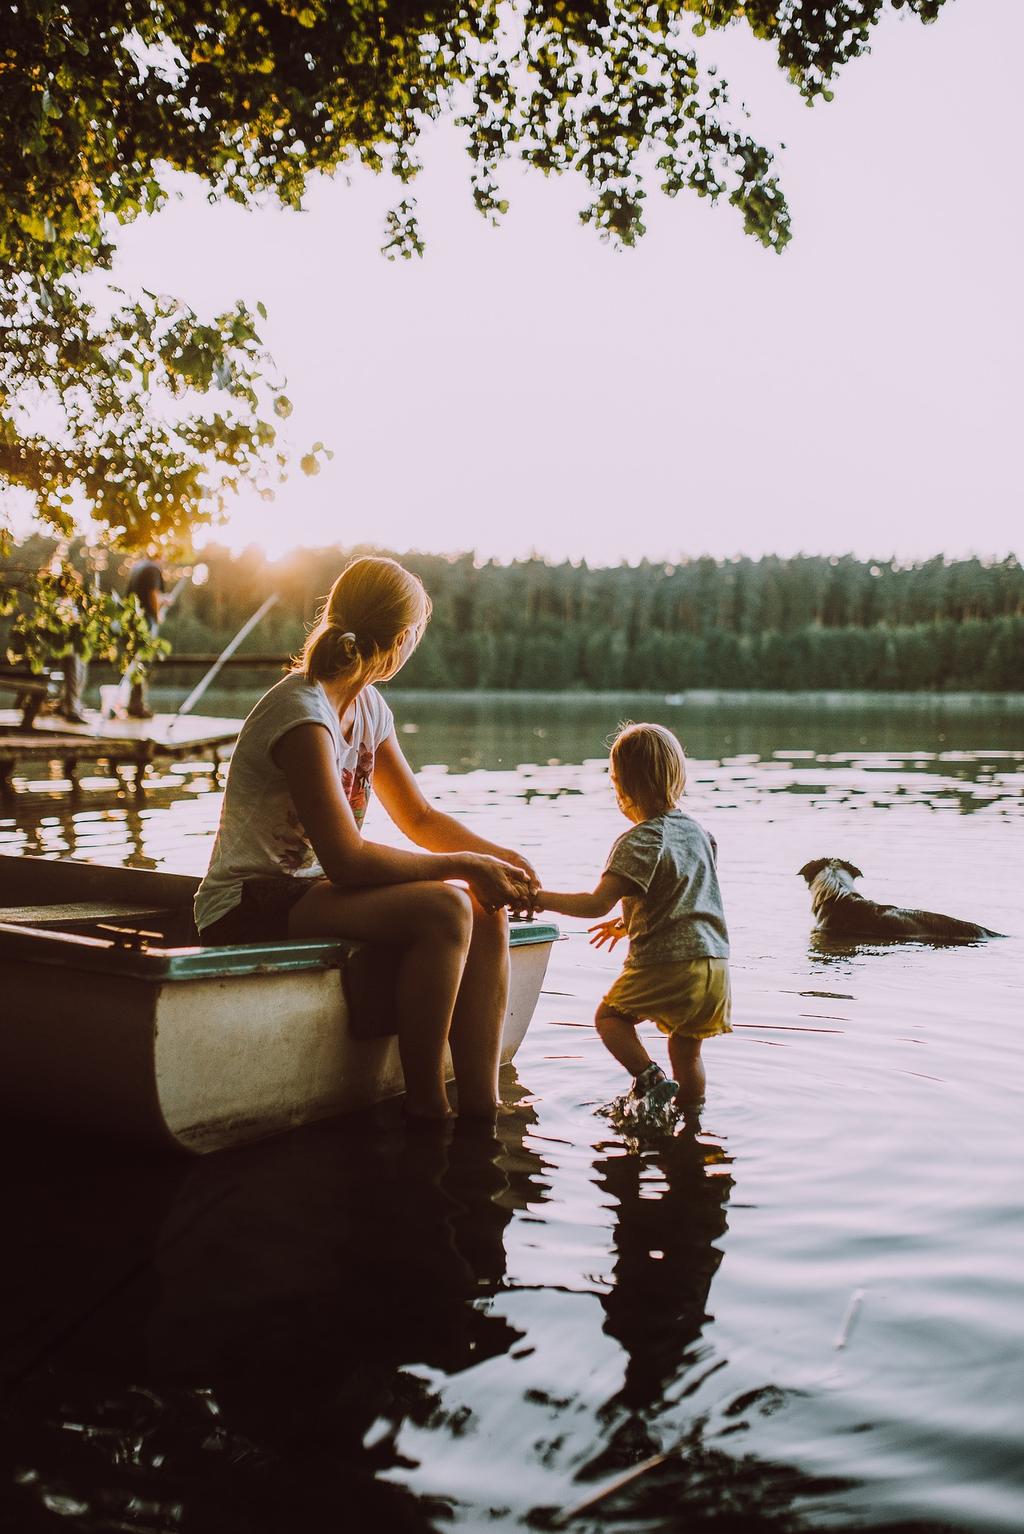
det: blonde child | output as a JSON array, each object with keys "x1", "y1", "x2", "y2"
[{"x1": 536, "y1": 722, "x2": 731, "y2": 1111}]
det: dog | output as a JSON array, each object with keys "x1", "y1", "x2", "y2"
[{"x1": 797, "y1": 858, "x2": 1004, "y2": 942}]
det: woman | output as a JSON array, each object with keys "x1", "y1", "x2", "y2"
[{"x1": 194, "y1": 556, "x2": 537, "y2": 1121}]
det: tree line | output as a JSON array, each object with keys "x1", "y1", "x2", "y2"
[{"x1": 3, "y1": 540, "x2": 1022, "y2": 692}]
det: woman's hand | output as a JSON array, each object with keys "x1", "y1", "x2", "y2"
[
  {"x1": 588, "y1": 917, "x2": 627, "y2": 951},
  {"x1": 497, "y1": 847, "x2": 540, "y2": 891},
  {"x1": 488, "y1": 847, "x2": 539, "y2": 917},
  {"x1": 463, "y1": 855, "x2": 535, "y2": 915}
]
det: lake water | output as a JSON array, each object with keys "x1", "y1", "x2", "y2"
[{"x1": 1, "y1": 692, "x2": 1022, "y2": 1533}]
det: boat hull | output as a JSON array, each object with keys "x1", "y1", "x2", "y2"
[{"x1": 0, "y1": 855, "x2": 556, "y2": 1153}]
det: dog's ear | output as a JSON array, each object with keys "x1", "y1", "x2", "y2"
[
  {"x1": 838, "y1": 860, "x2": 863, "y2": 881},
  {"x1": 798, "y1": 858, "x2": 828, "y2": 883}
]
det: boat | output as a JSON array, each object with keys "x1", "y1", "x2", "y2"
[{"x1": 0, "y1": 854, "x2": 558, "y2": 1154}]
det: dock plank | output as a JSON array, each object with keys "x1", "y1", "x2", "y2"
[
  {"x1": 0, "y1": 709, "x2": 241, "y2": 746},
  {"x1": 0, "y1": 711, "x2": 241, "y2": 796}
]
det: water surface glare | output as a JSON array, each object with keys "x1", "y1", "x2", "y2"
[{"x1": 1, "y1": 693, "x2": 1022, "y2": 1532}]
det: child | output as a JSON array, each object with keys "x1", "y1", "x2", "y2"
[{"x1": 536, "y1": 722, "x2": 731, "y2": 1112}]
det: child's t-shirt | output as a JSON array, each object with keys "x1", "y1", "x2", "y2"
[
  {"x1": 604, "y1": 809, "x2": 729, "y2": 967},
  {"x1": 194, "y1": 674, "x2": 394, "y2": 932}
]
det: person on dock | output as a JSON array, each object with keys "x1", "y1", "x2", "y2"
[
  {"x1": 534, "y1": 722, "x2": 731, "y2": 1114},
  {"x1": 123, "y1": 551, "x2": 168, "y2": 718},
  {"x1": 194, "y1": 555, "x2": 539, "y2": 1122}
]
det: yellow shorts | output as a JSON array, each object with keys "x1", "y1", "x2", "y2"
[{"x1": 601, "y1": 958, "x2": 732, "y2": 1040}]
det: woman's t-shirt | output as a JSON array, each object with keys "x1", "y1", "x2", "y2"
[
  {"x1": 604, "y1": 809, "x2": 729, "y2": 966},
  {"x1": 194, "y1": 674, "x2": 394, "y2": 932}
]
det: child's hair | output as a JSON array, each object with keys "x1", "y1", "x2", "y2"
[
  {"x1": 610, "y1": 721, "x2": 686, "y2": 816},
  {"x1": 292, "y1": 556, "x2": 431, "y2": 688}
]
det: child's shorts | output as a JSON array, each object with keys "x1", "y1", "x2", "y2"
[{"x1": 601, "y1": 958, "x2": 732, "y2": 1040}]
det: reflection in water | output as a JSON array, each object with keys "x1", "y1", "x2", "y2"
[
  {"x1": 0, "y1": 1081, "x2": 550, "y2": 1531},
  {"x1": 563, "y1": 1115, "x2": 737, "y2": 1512},
  {"x1": 0, "y1": 766, "x2": 223, "y2": 870},
  {"x1": 595, "y1": 1121, "x2": 733, "y2": 1422}
]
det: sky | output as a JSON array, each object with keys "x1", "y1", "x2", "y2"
[{"x1": 31, "y1": 1, "x2": 1024, "y2": 564}]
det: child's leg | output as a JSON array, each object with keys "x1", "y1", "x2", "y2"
[
  {"x1": 595, "y1": 1006, "x2": 653, "y2": 1078},
  {"x1": 667, "y1": 1034, "x2": 706, "y2": 1103}
]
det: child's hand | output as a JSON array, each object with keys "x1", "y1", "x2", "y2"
[{"x1": 588, "y1": 917, "x2": 627, "y2": 951}]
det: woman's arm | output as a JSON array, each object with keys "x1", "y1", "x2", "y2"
[
  {"x1": 373, "y1": 733, "x2": 539, "y2": 885},
  {"x1": 275, "y1": 725, "x2": 530, "y2": 909},
  {"x1": 536, "y1": 872, "x2": 637, "y2": 919}
]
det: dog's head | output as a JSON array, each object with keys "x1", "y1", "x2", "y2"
[{"x1": 797, "y1": 857, "x2": 863, "y2": 886}]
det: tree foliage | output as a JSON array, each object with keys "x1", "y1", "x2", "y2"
[
  {"x1": 0, "y1": 558, "x2": 170, "y2": 674},
  {"x1": 2, "y1": 0, "x2": 948, "y2": 548}
]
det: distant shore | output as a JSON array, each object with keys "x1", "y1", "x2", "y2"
[
  {"x1": 387, "y1": 689, "x2": 1024, "y2": 711},
  {"x1": 145, "y1": 683, "x2": 1024, "y2": 713}
]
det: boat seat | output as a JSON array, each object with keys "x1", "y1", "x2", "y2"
[{"x1": 0, "y1": 901, "x2": 173, "y2": 931}]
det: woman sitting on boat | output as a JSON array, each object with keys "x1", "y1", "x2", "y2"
[{"x1": 194, "y1": 555, "x2": 538, "y2": 1121}]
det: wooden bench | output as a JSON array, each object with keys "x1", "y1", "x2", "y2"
[
  {"x1": 0, "y1": 901, "x2": 173, "y2": 931},
  {"x1": 0, "y1": 666, "x2": 61, "y2": 730}
]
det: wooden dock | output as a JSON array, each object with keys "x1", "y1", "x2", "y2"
[{"x1": 0, "y1": 711, "x2": 241, "y2": 798}]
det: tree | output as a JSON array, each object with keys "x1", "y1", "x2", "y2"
[{"x1": 2, "y1": 0, "x2": 949, "y2": 551}]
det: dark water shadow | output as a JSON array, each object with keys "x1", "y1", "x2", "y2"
[
  {"x1": 0, "y1": 1077, "x2": 551, "y2": 1531},
  {"x1": 0, "y1": 1090, "x2": 981, "y2": 1534}
]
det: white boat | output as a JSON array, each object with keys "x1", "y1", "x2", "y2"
[{"x1": 0, "y1": 854, "x2": 557, "y2": 1154}]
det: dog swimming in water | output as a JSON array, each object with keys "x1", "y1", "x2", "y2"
[{"x1": 797, "y1": 858, "x2": 1004, "y2": 942}]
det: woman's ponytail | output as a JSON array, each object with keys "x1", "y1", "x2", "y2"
[
  {"x1": 291, "y1": 557, "x2": 430, "y2": 686},
  {"x1": 299, "y1": 623, "x2": 364, "y2": 684}
]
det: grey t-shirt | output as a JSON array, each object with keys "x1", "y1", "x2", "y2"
[
  {"x1": 604, "y1": 809, "x2": 729, "y2": 966},
  {"x1": 194, "y1": 675, "x2": 394, "y2": 932}
]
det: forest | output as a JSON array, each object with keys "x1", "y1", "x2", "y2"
[{"x1": 3, "y1": 540, "x2": 1023, "y2": 694}]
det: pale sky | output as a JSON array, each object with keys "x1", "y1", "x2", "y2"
[{"x1": 29, "y1": 1, "x2": 1024, "y2": 563}]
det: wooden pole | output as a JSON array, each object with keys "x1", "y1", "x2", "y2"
[{"x1": 167, "y1": 593, "x2": 279, "y2": 729}]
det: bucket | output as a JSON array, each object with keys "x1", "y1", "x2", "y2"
[{"x1": 99, "y1": 684, "x2": 124, "y2": 719}]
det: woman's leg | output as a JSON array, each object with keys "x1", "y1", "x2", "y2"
[
  {"x1": 445, "y1": 900, "x2": 510, "y2": 1117},
  {"x1": 667, "y1": 1034, "x2": 706, "y2": 1104},
  {"x1": 288, "y1": 879, "x2": 473, "y2": 1119}
]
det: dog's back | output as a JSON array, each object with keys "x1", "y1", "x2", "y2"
[{"x1": 798, "y1": 858, "x2": 1003, "y2": 942}]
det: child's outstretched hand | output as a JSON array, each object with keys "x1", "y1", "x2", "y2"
[{"x1": 588, "y1": 917, "x2": 627, "y2": 951}]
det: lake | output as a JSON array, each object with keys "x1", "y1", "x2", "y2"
[{"x1": 1, "y1": 691, "x2": 1022, "y2": 1533}]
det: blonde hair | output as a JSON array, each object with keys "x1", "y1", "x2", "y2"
[
  {"x1": 609, "y1": 721, "x2": 686, "y2": 818},
  {"x1": 292, "y1": 556, "x2": 431, "y2": 687}
]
